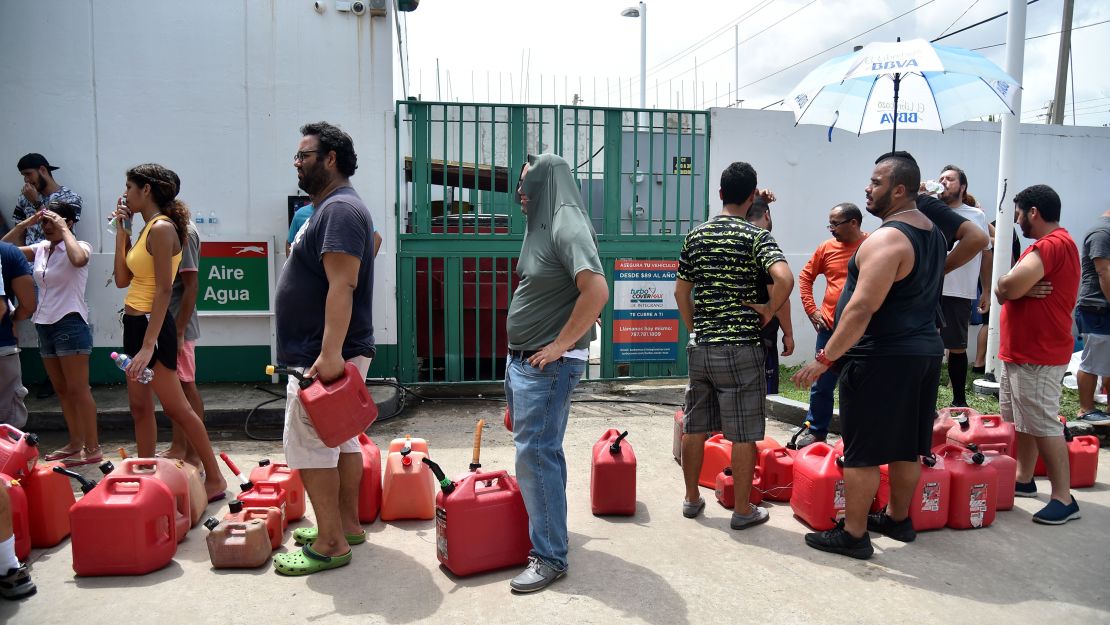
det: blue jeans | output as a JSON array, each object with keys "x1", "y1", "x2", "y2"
[
  {"x1": 504, "y1": 354, "x2": 586, "y2": 571},
  {"x1": 805, "y1": 328, "x2": 838, "y2": 436}
]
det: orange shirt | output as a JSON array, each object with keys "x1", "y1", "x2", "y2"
[{"x1": 798, "y1": 234, "x2": 868, "y2": 327}]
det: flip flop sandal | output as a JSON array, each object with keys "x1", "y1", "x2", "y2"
[
  {"x1": 273, "y1": 545, "x2": 352, "y2": 576},
  {"x1": 43, "y1": 448, "x2": 81, "y2": 462},
  {"x1": 293, "y1": 527, "x2": 367, "y2": 546}
]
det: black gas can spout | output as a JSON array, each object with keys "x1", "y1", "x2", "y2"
[
  {"x1": 52, "y1": 465, "x2": 98, "y2": 494},
  {"x1": 421, "y1": 457, "x2": 455, "y2": 494},
  {"x1": 203, "y1": 517, "x2": 221, "y2": 531},
  {"x1": 922, "y1": 453, "x2": 938, "y2": 468},
  {"x1": 955, "y1": 414, "x2": 970, "y2": 430},
  {"x1": 265, "y1": 365, "x2": 314, "y2": 389},
  {"x1": 609, "y1": 431, "x2": 629, "y2": 454},
  {"x1": 258, "y1": 459, "x2": 271, "y2": 467}
]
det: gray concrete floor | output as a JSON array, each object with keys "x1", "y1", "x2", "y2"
[{"x1": 4, "y1": 382, "x2": 1109, "y2": 624}]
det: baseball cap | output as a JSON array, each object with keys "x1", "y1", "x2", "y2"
[{"x1": 17, "y1": 153, "x2": 60, "y2": 172}]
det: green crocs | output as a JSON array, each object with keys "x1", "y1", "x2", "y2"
[
  {"x1": 273, "y1": 546, "x2": 352, "y2": 576},
  {"x1": 292, "y1": 526, "x2": 367, "y2": 546}
]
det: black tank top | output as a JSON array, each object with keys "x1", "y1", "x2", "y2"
[{"x1": 835, "y1": 220, "x2": 946, "y2": 357}]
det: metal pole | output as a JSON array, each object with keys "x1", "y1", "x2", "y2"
[
  {"x1": 639, "y1": 2, "x2": 647, "y2": 127},
  {"x1": 1050, "y1": 0, "x2": 1074, "y2": 125},
  {"x1": 980, "y1": 0, "x2": 1027, "y2": 391},
  {"x1": 735, "y1": 25, "x2": 740, "y2": 106}
]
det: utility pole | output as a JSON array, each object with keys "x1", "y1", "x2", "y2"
[{"x1": 1050, "y1": 0, "x2": 1074, "y2": 124}]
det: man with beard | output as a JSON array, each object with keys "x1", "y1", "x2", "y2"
[
  {"x1": 795, "y1": 202, "x2": 867, "y2": 448},
  {"x1": 996, "y1": 184, "x2": 1081, "y2": 524},
  {"x1": 935, "y1": 165, "x2": 991, "y2": 406},
  {"x1": 505, "y1": 154, "x2": 608, "y2": 592},
  {"x1": 12, "y1": 154, "x2": 82, "y2": 245},
  {"x1": 272, "y1": 122, "x2": 376, "y2": 575},
  {"x1": 792, "y1": 151, "x2": 946, "y2": 559}
]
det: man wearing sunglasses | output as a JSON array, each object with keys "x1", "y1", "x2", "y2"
[{"x1": 796, "y1": 203, "x2": 867, "y2": 447}]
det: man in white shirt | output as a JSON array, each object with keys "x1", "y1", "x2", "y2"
[{"x1": 936, "y1": 165, "x2": 991, "y2": 406}]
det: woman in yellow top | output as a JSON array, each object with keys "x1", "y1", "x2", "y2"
[{"x1": 112, "y1": 163, "x2": 226, "y2": 501}]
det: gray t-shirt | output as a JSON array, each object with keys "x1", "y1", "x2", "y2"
[
  {"x1": 275, "y1": 186, "x2": 376, "y2": 367},
  {"x1": 506, "y1": 155, "x2": 604, "y2": 351},
  {"x1": 1078, "y1": 216, "x2": 1110, "y2": 308},
  {"x1": 169, "y1": 223, "x2": 201, "y2": 341}
]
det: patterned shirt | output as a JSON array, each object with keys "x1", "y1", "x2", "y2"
[
  {"x1": 677, "y1": 215, "x2": 786, "y2": 344},
  {"x1": 12, "y1": 186, "x2": 83, "y2": 245}
]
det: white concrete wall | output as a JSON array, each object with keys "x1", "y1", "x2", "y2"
[
  {"x1": 708, "y1": 107, "x2": 1110, "y2": 365},
  {"x1": 0, "y1": 0, "x2": 397, "y2": 353}
]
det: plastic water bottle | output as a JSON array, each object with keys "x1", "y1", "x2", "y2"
[
  {"x1": 106, "y1": 196, "x2": 132, "y2": 235},
  {"x1": 110, "y1": 351, "x2": 153, "y2": 384},
  {"x1": 923, "y1": 180, "x2": 944, "y2": 195}
]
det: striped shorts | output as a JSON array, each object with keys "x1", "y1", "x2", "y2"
[{"x1": 682, "y1": 343, "x2": 766, "y2": 443}]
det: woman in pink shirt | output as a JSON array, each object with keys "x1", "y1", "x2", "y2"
[{"x1": 1, "y1": 201, "x2": 100, "y2": 465}]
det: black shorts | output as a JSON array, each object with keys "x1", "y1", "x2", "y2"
[
  {"x1": 838, "y1": 355, "x2": 941, "y2": 467},
  {"x1": 122, "y1": 312, "x2": 178, "y2": 371},
  {"x1": 939, "y1": 295, "x2": 973, "y2": 349}
]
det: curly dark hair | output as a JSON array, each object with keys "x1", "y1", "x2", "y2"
[
  {"x1": 300, "y1": 121, "x2": 358, "y2": 177},
  {"x1": 126, "y1": 163, "x2": 190, "y2": 244},
  {"x1": 1014, "y1": 184, "x2": 1061, "y2": 222}
]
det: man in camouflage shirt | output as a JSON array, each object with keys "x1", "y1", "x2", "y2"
[{"x1": 675, "y1": 161, "x2": 793, "y2": 529}]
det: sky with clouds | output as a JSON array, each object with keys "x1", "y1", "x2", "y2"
[{"x1": 396, "y1": 0, "x2": 1110, "y2": 127}]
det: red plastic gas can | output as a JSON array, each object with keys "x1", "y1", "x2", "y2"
[
  {"x1": 250, "y1": 460, "x2": 305, "y2": 522},
  {"x1": 1, "y1": 474, "x2": 30, "y2": 561},
  {"x1": 715, "y1": 466, "x2": 763, "y2": 509},
  {"x1": 223, "y1": 500, "x2": 283, "y2": 549},
  {"x1": 435, "y1": 470, "x2": 531, "y2": 576},
  {"x1": 114, "y1": 458, "x2": 192, "y2": 543},
  {"x1": 982, "y1": 449, "x2": 1016, "y2": 511},
  {"x1": 947, "y1": 414, "x2": 1016, "y2": 457},
  {"x1": 934, "y1": 407, "x2": 979, "y2": 449},
  {"x1": 590, "y1": 430, "x2": 637, "y2": 515},
  {"x1": 872, "y1": 455, "x2": 951, "y2": 531},
  {"x1": 357, "y1": 433, "x2": 383, "y2": 522},
  {"x1": 758, "y1": 447, "x2": 795, "y2": 502},
  {"x1": 698, "y1": 434, "x2": 732, "y2": 488},
  {"x1": 297, "y1": 361, "x2": 378, "y2": 447},
  {"x1": 936, "y1": 444, "x2": 998, "y2": 529},
  {"x1": 381, "y1": 438, "x2": 435, "y2": 521},
  {"x1": 22, "y1": 461, "x2": 75, "y2": 547},
  {"x1": 1067, "y1": 435, "x2": 1100, "y2": 488},
  {"x1": 69, "y1": 475, "x2": 177, "y2": 576},
  {"x1": 237, "y1": 481, "x2": 288, "y2": 529},
  {"x1": 790, "y1": 442, "x2": 846, "y2": 531},
  {"x1": 0, "y1": 424, "x2": 38, "y2": 479}
]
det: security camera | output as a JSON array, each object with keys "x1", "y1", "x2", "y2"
[
  {"x1": 313, "y1": 1, "x2": 325, "y2": 13},
  {"x1": 351, "y1": 1, "x2": 366, "y2": 15}
]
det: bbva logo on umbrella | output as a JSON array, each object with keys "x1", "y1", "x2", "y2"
[{"x1": 870, "y1": 59, "x2": 920, "y2": 72}]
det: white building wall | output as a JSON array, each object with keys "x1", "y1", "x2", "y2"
[
  {"x1": 708, "y1": 107, "x2": 1110, "y2": 365},
  {"x1": 1, "y1": 1, "x2": 396, "y2": 365}
]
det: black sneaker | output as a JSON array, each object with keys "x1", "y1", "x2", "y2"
[
  {"x1": 1015, "y1": 479, "x2": 1038, "y2": 498},
  {"x1": 867, "y1": 510, "x2": 916, "y2": 542},
  {"x1": 805, "y1": 519, "x2": 874, "y2": 560},
  {"x1": 0, "y1": 563, "x2": 36, "y2": 600}
]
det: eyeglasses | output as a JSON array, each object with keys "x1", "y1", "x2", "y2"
[
  {"x1": 827, "y1": 219, "x2": 852, "y2": 230},
  {"x1": 293, "y1": 150, "x2": 321, "y2": 163}
]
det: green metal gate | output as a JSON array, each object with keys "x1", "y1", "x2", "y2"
[{"x1": 396, "y1": 100, "x2": 710, "y2": 384}]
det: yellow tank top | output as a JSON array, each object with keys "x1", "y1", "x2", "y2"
[{"x1": 125, "y1": 214, "x2": 183, "y2": 312}]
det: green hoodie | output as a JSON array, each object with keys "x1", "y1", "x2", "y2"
[{"x1": 506, "y1": 154, "x2": 604, "y2": 351}]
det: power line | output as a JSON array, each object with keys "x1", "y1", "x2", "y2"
[
  {"x1": 657, "y1": 0, "x2": 817, "y2": 96},
  {"x1": 931, "y1": 0, "x2": 1040, "y2": 43},
  {"x1": 972, "y1": 18, "x2": 1110, "y2": 51},
  {"x1": 936, "y1": 0, "x2": 982, "y2": 40},
  {"x1": 734, "y1": 0, "x2": 939, "y2": 94}
]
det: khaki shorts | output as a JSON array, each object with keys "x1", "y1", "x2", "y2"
[
  {"x1": 282, "y1": 355, "x2": 371, "y2": 469},
  {"x1": 999, "y1": 361, "x2": 1068, "y2": 437}
]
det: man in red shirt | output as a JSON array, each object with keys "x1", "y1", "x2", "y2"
[
  {"x1": 795, "y1": 203, "x2": 867, "y2": 446},
  {"x1": 995, "y1": 184, "x2": 1081, "y2": 525}
]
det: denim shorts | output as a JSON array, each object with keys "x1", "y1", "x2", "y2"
[{"x1": 35, "y1": 312, "x2": 93, "y2": 358}]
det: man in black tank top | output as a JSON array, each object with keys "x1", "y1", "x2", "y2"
[{"x1": 792, "y1": 151, "x2": 946, "y2": 560}]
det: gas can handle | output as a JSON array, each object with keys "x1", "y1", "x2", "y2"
[{"x1": 465, "y1": 470, "x2": 510, "y2": 494}]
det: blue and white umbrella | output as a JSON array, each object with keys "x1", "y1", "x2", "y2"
[{"x1": 785, "y1": 38, "x2": 1020, "y2": 150}]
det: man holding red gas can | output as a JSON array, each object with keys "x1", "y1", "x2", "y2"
[{"x1": 272, "y1": 122, "x2": 377, "y2": 575}]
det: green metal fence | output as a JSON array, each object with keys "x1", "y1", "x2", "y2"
[{"x1": 396, "y1": 101, "x2": 710, "y2": 384}]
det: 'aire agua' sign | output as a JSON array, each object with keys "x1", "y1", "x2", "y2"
[{"x1": 197, "y1": 241, "x2": 270, "y2": 312}]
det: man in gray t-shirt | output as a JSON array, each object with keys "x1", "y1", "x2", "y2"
[
  {"x1": 1075, "y1": 209, "x2": 1110, "y2": 424},
  {"x1": 161, "y1": 222, "x2": 204, "y2": 463},
  {"x1": 504, "y1": 154, "x2": 607, "y2": 593}
]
